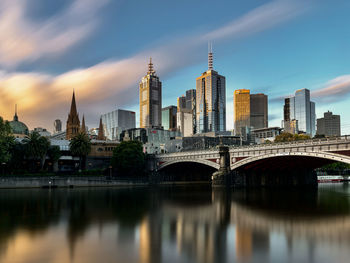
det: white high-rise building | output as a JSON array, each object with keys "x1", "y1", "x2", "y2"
[
  {"x1": 139, "y1": 58, "x2": 162, "y2": 128},
  {"x1": 101, "y1": 109, "x2": 136, "y2": 140}
]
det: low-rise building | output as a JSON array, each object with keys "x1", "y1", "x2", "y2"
[
  {"x1": 316, "y1": 111, "x2": 341, "y2": 137},
  {"x1": 251, "y1": 127, "x2": 282, "y2": 144}
]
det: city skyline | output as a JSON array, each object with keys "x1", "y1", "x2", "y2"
[{"x1": 0, "y1": 0, "x2": 350, "y2": 134}]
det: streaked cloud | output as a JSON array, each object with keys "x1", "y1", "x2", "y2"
[
  {"x1": 0, "y1": 0, "x2": 109, "y2": 67},
  {"x1": 312, "y1": 75, "x2": 350, "y2": 102},
  {"x1": 0, "y1": 0, "x2": 310, "y2": 130}
]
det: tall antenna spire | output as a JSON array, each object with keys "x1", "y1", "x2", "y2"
[
  {"x1": 148, "y1": 57, "x2": 155, "y2": 74},
  {"x1": 208, "y1": 42, "x2": 213, "y2": 70}
]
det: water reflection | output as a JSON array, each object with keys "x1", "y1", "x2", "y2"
[{"x1": 0, "y1": 184, "x2": 349, "y2": 263}]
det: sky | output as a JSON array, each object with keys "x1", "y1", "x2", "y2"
[{"x1": 1, "y1": 0, "x2": 350, "y2": 134}]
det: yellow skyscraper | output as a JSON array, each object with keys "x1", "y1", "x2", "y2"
[
  {"x1": 139, "y1": 58, "x2": 162, "y2": 128},
  {"x1": 233, "y1": 89, "x2": 250, "y2": 136}
]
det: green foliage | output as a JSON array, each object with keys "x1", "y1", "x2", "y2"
[
  {"x1": 69, "y1": 132, "x2": 91, "y2": 170},
  {"x1": 322, "y1": 162, "x2": 350, "y2": 170},
  {"x1": 275, "y1": 132, "x2": 311, "y2": 142},
  {"x1": 23, "y1": 131, "x2": 50, "y2": 171},
  {"x1": 0, "y1": 117, "x2": 15, "y2": 164},
  {"x1": 47, "y1": 145, "x2": 61, "y2": 163},
  {"x1": 111, "y1": 141, "x2": 145, "y2": 176}
]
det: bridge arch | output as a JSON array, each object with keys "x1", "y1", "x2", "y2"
[
  {"x1": 230, "y1": 151, "x2": 350, "y2": 171},
  {"x1": 158, "y1": 159, "x2": 220, "y2": 171}
]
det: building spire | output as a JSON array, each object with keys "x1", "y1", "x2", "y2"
[
  {"x1": 14, "y1": 104, "x2": 18, "y2": 121},
  {"x1": 148, "y1": 57, "x2": 155, "y2": 74},
  {"x1": 208, "y1": 42, "x2": 213, "y2": 70},
  {"x1": 69, "y1": 90, "x2": 78, "y2": 116},
  {"x1": 97, "y1": 117, "x2": 105, "y2": 140},
  {"x1": 81, "y1": 115, "x2": 86, "y2": 133}
]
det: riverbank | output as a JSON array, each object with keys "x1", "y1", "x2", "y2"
[{"x1": 0, "y1": 176, "x2": 148, "y2": 189}]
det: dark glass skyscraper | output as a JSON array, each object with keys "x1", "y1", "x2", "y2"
[{"x1": 196, "y1": 48, "x2": 226, "y2": 133}]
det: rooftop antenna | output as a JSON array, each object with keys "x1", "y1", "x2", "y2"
[
  {"x1": 208, "y1": 42, "x2": 213, "y2": 70},
  {"x1": 148, "y1": 57, "x2": 155, "y2": 74}
]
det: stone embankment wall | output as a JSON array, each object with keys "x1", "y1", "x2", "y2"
[{"x1": 0, "y1": 176, "x2": 148, "y2": 189}]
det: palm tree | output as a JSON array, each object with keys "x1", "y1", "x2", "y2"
[
  {"x1": 23, "y1": 131, "x2": 50, "y2": 171},
  {"x1": 69, "y1": 132, "x2": 91, "y2": 171},
  {"x1": 48, "y1": 145, "x2": 61, "y2": 172}
]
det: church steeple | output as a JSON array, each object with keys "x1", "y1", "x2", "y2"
[
  {"x1": 81, "y1": 115, "x2": 86, "y2": 133},
  {"x1": 66, "y1": 90, "x2": 81, "y2": 140},
  {"x1": 97, "y1": 117, "x2": 105, "y2": 140}
]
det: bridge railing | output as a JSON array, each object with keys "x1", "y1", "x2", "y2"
[
  {"x1": 229, "y1": 135, "x2": 350, "y2": 151},
  {"x1": 156, "y1": 135, "x2": 350, "y2": 156}
]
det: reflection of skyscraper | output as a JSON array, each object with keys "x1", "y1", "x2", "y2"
[
  {"x1": 54, "y1": 119, "x2": 62, "y2": 134},
  {"x1": 139, "y1": 217, "x2": 161, "y2": 263},
  {"x1": 140, "y1": 58, "x2": 162, "y2": 128},
  {"x1": 196, "y1": 46, "x2": 226, "y2": 133}
]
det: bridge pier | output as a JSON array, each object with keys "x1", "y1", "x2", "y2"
[{"x1": 212, "y1": 145, "x2": 232, "y2": 187}]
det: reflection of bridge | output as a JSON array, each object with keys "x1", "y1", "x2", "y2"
[{"x1": 153, "y1": 136, "x2": 350, "y2": 186}]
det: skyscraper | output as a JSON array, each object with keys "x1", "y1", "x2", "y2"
[
  {"x1": 140, "y1": 58, "x2": 162, "y2": 128},
  {"x1": 54, "y1": 119, "x2": 62, "y2": 134},
  {"x1": 177, "y1": 96, "x2": 186, "y2": 111},
  {"x1": 196, "y1": 46, "x2": 226, "y2": 133},
  {"x1": 283, "y1": 89, "x2": 316, "y2": 136},
  {"x1": 250, "y1": 94, "x2": 268, "y2": 129},
  {"x1": 234, "y1": 90, "x2": 268, "y2": 136},
  {"x1": 316, "y1": 111, "x2": 340, "y2": 136},
  {"x1": 162, "y1": 106, "x2": 177, "y2": 131},
  {"x1": 234, "y1": 89, "x2": 250, "y2": 136},
  {"x1": 186, "y1": 89, "x2": 196, "y2": 134},
  {"x1": 66, "y1": 90, "x2": 80, "y2": 140}
]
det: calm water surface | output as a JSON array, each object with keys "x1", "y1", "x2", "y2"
[{"x1": 0, "y1": 183, "x2": 350, "y2": 263}]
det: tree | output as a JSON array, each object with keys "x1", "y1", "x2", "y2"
[
  {"x1": 48, "y1": 145, "x2": 61, "y2": 172},
  {"x1": 275, "y1": 132, "x2": 311, "y2": 142},
  {"x1": 0, "y1": 117, "x2": 15, "y2": 165},
  {"x1": 23, "y1": 131, "x2": 50, "y2": 171},
  {"x1": 69, "y1": 132, "x2": 91, "y2": 171},
  {"x1": 111, "y1": 141, "x2": 145, "y2": 176}
]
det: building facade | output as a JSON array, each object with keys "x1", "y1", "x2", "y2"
[
  {"x1": 177, "y1": 109, "x2": 193, "y2": 137},
  {"x1": 233, "y1": 90, "x2": 268, "y2": 136},
  {"x1": 177, "y1": 96, "x2": 187, "y2": 111},
  {"x1": 283, "y1": 89, "x2": 315, "y2": 136},
  {"x1": 54, "y1": 119, "x2": 62, "y2": 134},
  {"x1": 316, "y1": 111, "x2": 341, "y2": 137},
  {"x1": 101, "y1": 109, "x2": 136, "y2": 140},
  {"x1": 233, "y1": 89, "x2": 251, "y2": 136},
  {"x1": 250, "y1": 94, "x2": 268, "y2": 129},
  {"x1": 196, "y1": 50, "x2": 226, "y2": 133},
  {"x1": 162, "y1": 106, "x2": 177, "y2": 131},
  {"x1": 139, "y1": 58, "x2": 162, "y2": 128}
]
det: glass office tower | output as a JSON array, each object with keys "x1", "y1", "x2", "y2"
[{"x1": 284, "y1": 89, "x2": 316, "y2": 136}]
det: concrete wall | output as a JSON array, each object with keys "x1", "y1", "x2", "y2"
[{"x1": 0, "y1": 176, "x2": 147, "y2": 189}]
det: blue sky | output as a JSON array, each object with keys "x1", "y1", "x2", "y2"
[{"x1": 1, "y1": 0, "x2": 350, "y2": 134}]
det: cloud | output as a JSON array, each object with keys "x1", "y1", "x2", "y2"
[
  {"x1": 0, "y1": 0, "x2": 310, "y2": 130},
  {"x1": 0, "y1": 0, "x2": 108, "y2": 67},
  {"x1": 311, "y1": 75, "x2": 350, "y2": 102},
  {"x1": 270, "y1": 75, "x2": 350, "y2": 104}
]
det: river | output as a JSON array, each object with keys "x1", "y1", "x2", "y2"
[{"x1": 0, "y1": 183, "x2": 349, "y2": 263}]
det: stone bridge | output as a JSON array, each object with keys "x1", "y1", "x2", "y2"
[{"x1": 151, "y1": 136, "x2": 350, "y2": 186}]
